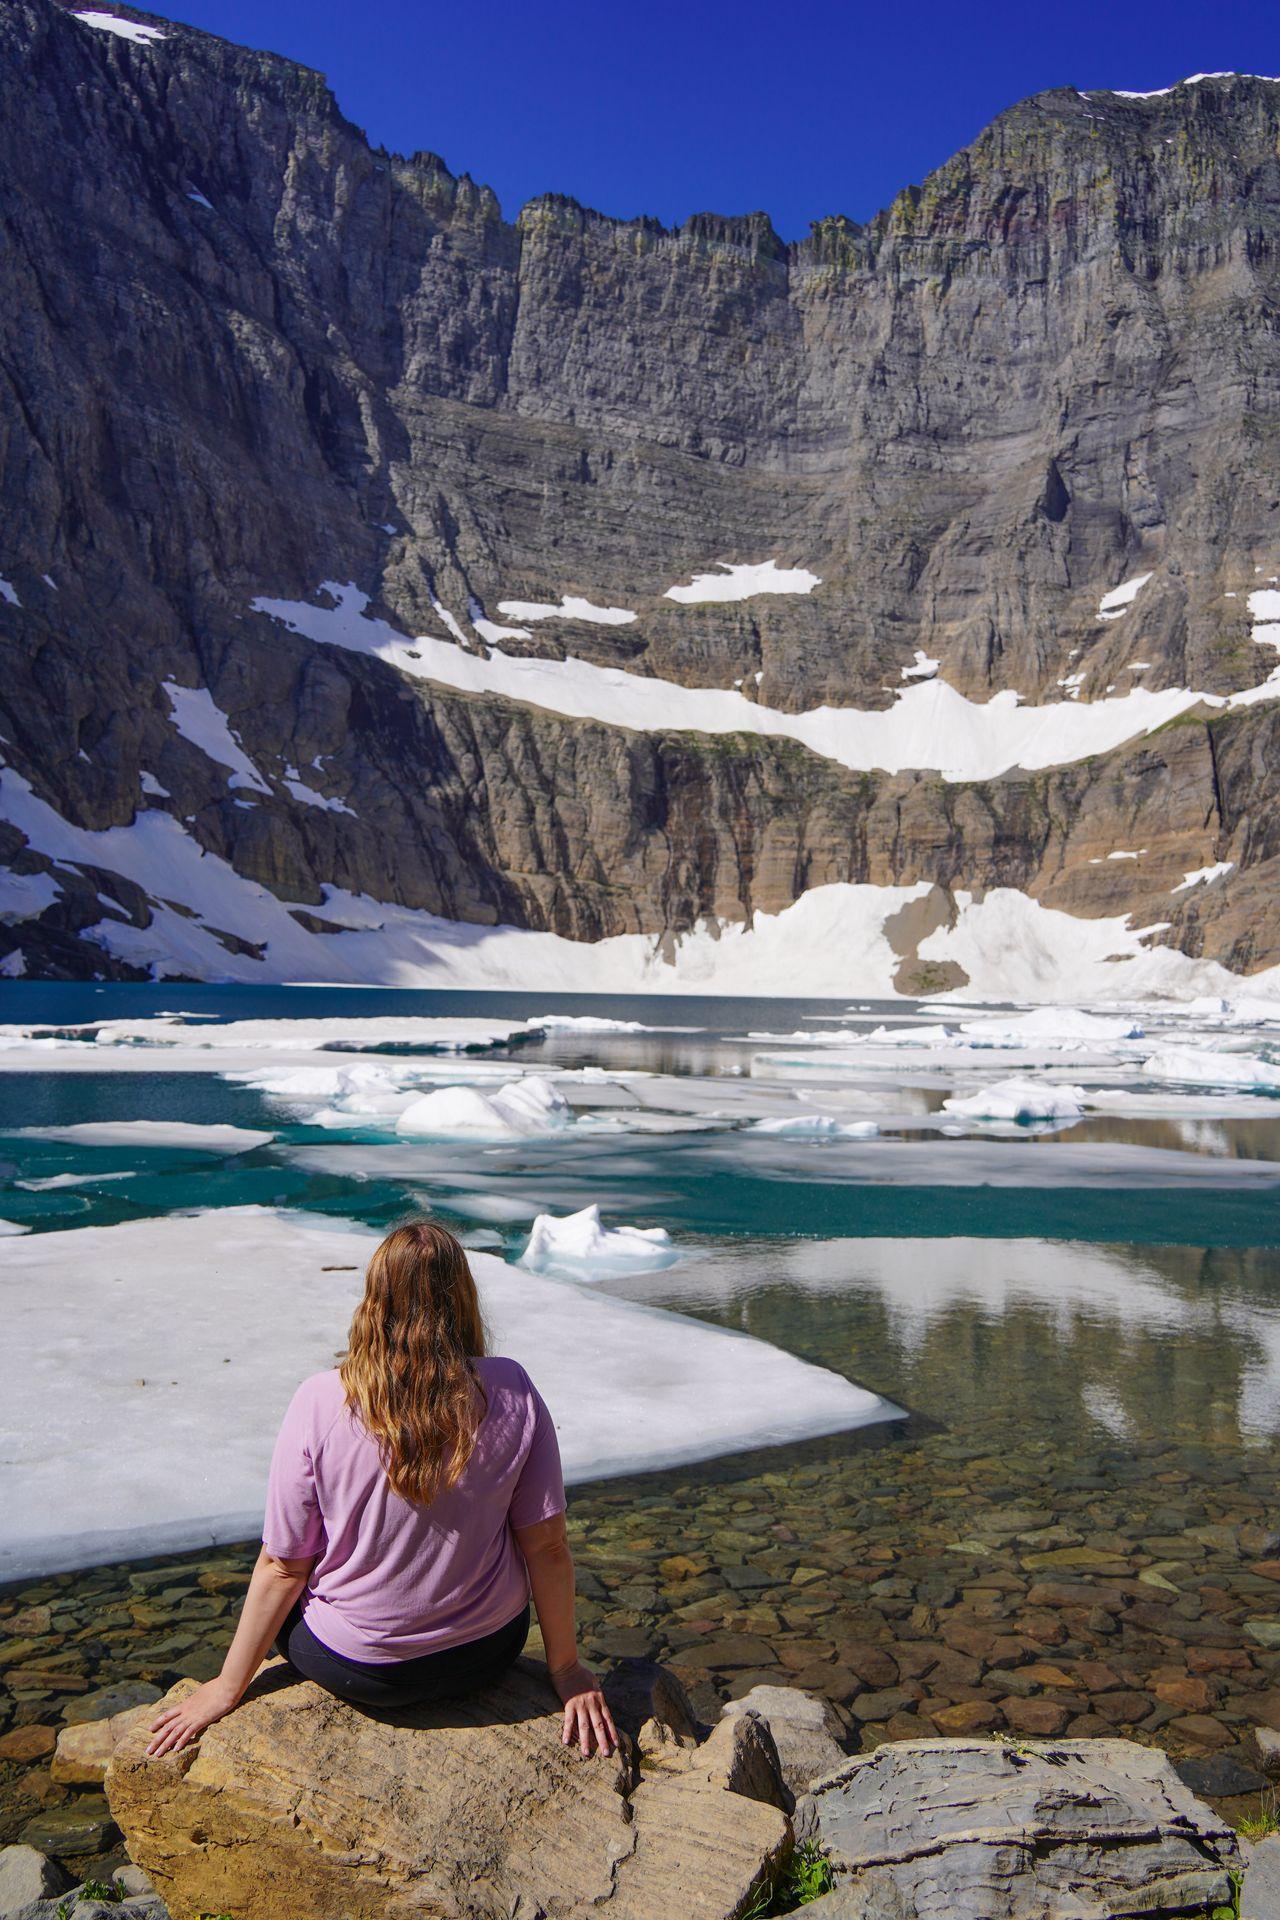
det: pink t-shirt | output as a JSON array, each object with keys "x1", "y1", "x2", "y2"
[{"x1": 262, "y1": 1357, "x2": 566, "y2": 1664}]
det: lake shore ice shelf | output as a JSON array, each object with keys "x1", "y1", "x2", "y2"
[{"x1": 0, "y1": 1207, "x2": 901, "y2": 1580}]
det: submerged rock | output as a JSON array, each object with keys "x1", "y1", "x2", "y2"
[
  {"x1": 802, "y1": 1737, "x2": 1240, "y2": 1918},
  {"x1": 106, "y1": 1659, "x2": 789, "y2": 1920}
]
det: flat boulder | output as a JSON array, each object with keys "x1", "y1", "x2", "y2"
[
  {"x1": 803, "y1": 1737, "x2": 1240, "y2": 1919},
  {"x1": 106, "y1": 1658, "x2": 789, "y2": 1920}
]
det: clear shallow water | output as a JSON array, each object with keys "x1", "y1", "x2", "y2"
[{"x1": 4, "y1": 984, "x2": 1280, "y2": 1861}]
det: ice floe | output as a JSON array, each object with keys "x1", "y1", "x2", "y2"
[
  {"x1": 519, "y1": 1204, "x2": 678, "y2": 1275},
  {"x1": 0, "y1": 1219, "x2": 30, "y2": 1236},
  {"x1": 0, "y1": 1208, "x2": 899, "y2": 1577},
  {"x1": 750, "y1": 1115, "x2": 879, "y2": 1138},
  {"x1": 8, "y1": 1121, "x2": 273, "y2": 1152},
  {"x1": 942, "y1": 1078, "x2": 1087, "y2": 1123},
  {"x1": 496, "y1": 597, "x2": 637, "y2": 626},
  {"x1": 1141, "y1": 1048, "x2": 1280, "y2": 1092},
  {"x1": 249, "y1": 583, "x2": 1280, "y2": 783}
]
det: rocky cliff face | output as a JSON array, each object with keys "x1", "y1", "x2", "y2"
[{"x1": 2, "y1": 0, "x2": 1279, "y2": 986}]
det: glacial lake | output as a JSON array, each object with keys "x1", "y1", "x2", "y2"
[{"x1": 3, "y1": 981, "x2": 1280, "y2": 1860}]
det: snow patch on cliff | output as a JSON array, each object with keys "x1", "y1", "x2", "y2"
[
  {"x1": 497, "y1": 596, "x2": 637, "y2": 625},
  {"x1": 250, "y1": 583, "x2": 1280, "y2": 782},
  {"x1": 72, "y1": 10, "x2": 168, "y2": 43},
  {"x1": 163, "y1": 682, "x2": 270, "y2": 794},
  {"x1": 664, "y1": 561, "x2": 821, "y2": 602}
]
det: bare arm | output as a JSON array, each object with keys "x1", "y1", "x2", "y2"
[
  {"x1": 146, "y1": 1547, "x2": 314, "y2": 1756},
  {"x1": 515, "y1": 1514, "x2": 616, "y2": 1757}
]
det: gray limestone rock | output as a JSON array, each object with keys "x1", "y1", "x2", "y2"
[{"x1": 806, "y1": 1737, "x2": 1240, "y2": 1919}]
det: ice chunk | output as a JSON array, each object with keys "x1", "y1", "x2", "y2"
[
  {"x1": 664, "y1": 561, "x2": 821, "y2": 603},
  {"x1": 395, "y1": 1075, "x2": 570, "y2": 1138},
  {"x1": 520, "y1": 1203, "x2": 677, "y2": 1275},
  {"x1": 0, "y1": 1218, "x2": 30, "y2": 1235},
  {"x1": 750, "y1": 1115, "x2": 879, "y2": 1138},
  {"x1": 10, "y1": 1121, "x2": 273, "y2": 1152},
  {"x1": 1142, "y1": 1047, "x2": 1280, "y2": 1091},
  {"x1": 942, "y1": 1078, "x2": 1087, "y2": 1121}
]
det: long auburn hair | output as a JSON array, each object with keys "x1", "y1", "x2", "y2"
[{"x1": 340, "y1": 1221, "x2": 489, "y2": 1507}]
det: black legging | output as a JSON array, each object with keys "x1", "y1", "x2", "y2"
[{"x1": 274, "y1": 1601, "x2": 530, "y2": 1709}]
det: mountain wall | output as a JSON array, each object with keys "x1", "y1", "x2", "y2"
[{"x1": 2, "y1": 0, "x2": 1279, "y2": 988}]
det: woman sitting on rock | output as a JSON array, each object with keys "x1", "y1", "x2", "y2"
[{"x1": 145, "y1": 1221, "x2": 617, "y2": 1760}]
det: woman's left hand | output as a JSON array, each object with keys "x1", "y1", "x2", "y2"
[{"x1": 145, "y1": 1678, "x2": 240, "y2": 1757}]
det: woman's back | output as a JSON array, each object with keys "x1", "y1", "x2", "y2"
[{"x1": 264, "y1": 1355, "x2": 565, "y2": 1663}]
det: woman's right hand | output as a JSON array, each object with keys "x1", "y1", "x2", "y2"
[{"x1": 550, "y1": 1659, "x2": 618, "y2": 1757}]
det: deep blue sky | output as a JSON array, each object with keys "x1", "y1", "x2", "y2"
[{"x1": 162, "y1": 0, "x2": 1277, "y2": 238}]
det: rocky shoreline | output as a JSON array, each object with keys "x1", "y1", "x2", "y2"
[{"x1": 6, "y1": 1415, "x2": 1280, "y2": 1888}]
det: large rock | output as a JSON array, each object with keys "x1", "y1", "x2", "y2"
[
  {"x1": 106, "y1": 1660, "x2": 790, "y2": 1920},
  {"x1": 0, "y1": 1846, "x2": 68, "y2": 1913},
  {"x1": 804, "y1": 1738, "x2": 1240, "y2": 1919},
  {"x1": 721, "y1": 1687, "x2": 846, "y2": 1797}
]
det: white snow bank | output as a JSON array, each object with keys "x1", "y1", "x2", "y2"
[
  {"x1": 250, "y1": 583, "x2": 1280, "y2": 783},
  {"x1": 901, "y1": 650, "x2": 939, "y2": 680},
  {"x1": 72, "y1": 9, "x2": 167, "y2": 41},
  {"x1": 663, "y1": 561, "x2": 820, "y2": 603},
  {"x1": 0, "y1": 1208, "x2": 899, "y2": 1577},
  {"x1": 942, "y1": 1078, "x2": 1086, "y2": 1121},
  {"x1": 496, "y1": 596, "x2": 636, "y2": 626},
  {"x1": 163, "y1": 682, "x2": 269, "y2": 794},
  {"x1": 0, "y1": 869, "x2": 60, "y2": 923},
  {"x1": 10, "y1": 1121, "x2": 273, "y2": 1151},
  {"x1": 1142, "y1": 1048, "x2": 1280, "y2": 1091},
  {"x1": 1097, "y1": 573, "x2": 1153, "y2": 619},
  {"x1": 750, "y1": 1115, "x2": 879, "y2": 1139},
  {"x1": 395, "y1": 1076, "x2": 570, "y2": 1138},
  {"x1": 1173, "y1": 863, "x2": 1235, "y2": 893},
  {"x1": 915, "y1": 887, "x2": 1277, "y2": 1004},
  {"x1": 520, "y1": 1204, "x2": 677, "y2": 1275}
]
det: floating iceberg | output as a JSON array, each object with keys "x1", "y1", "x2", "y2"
[
  {"x1": 395, "y1": 1076, "x2": 571, "y2": 1138},
  {"x1": 519, "y1": 1204, "x2": 678, "y2": 1275},
  {"x1": 1141, "y1": 1048, "x2": 1280, "y2": 1091},
  {"x1": 942, "y1": 1079, "x2": 1087, "y2": 1122},
  {"x1": 9, "y1": 1121, "x2": 274, "y2": 1153},
  {"x1": 750, "y1": 1115, "x2": 880, "y2": 1139}
]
